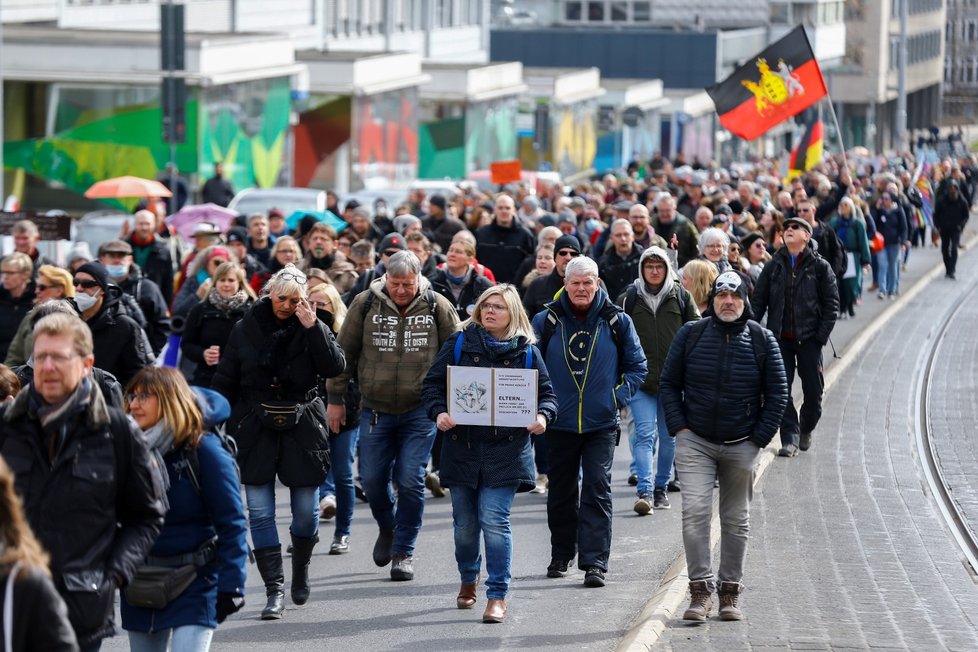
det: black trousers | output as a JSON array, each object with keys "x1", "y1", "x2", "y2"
[
  {"x1": 778, "y1": 338, "x2": 824, "y2": 447},
  {"x1": 940, "y1": 228, "x2": 961, "y2": 276},
  {"x1": 545, "y1": 428, "x2": 617, "y2": 571}
]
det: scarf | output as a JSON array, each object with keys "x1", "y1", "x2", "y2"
[
  {"x1": 28, "y1": 377, "x2": 91, "y2": 462},
  {"x1": 207, "y1": 287, "x2": 249, "y2": 313},
  {"x1": 479, "y1": 328, "x2": 520, "y2": 359},
  {"x1": 142, "y1": 421, "x2": 174, "y2": 492}
]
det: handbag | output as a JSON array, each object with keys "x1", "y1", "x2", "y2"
[
  {"x1": 258, "y1": 401, "x2": 307, "y2": 430},
  {"x1": 870, "y1": 231, "x2": 885, "y2": 253},
  {"x1": 124, "y1": 536, "x2": 217, "y2": 610},
  {"x1": 123, "y1": 564, "x2": 197, "y2": 610}
]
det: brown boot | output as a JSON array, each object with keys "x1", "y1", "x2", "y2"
[
  {"x1": 718, "y1": 581, "x2": 744, "y2": 621},
  {"x1": 483, "y1": 598, "x2": 506, "y2": 623},
  {"x1": 457, "y1": 581, "x2": 477, "y2": 609},
  {"x1": 682, "y1": 580, "x2": 713, "y2": 621}
]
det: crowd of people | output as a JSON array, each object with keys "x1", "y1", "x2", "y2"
[{"x1": 0, "y1": 147, "x2": 972, "y2": 649}]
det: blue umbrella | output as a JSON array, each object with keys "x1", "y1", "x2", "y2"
[{"x1": 286, "y1": 209, "x2": 347, "y2": 234}]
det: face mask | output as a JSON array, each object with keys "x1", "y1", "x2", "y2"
[
  {"x1": 375, "y1": 205, "x2": 388, "y2": 218},
  {"x1": 105, "y1": 264, "x2": 128, "y2": 279},
  {"x1": 75, "y1": 291, "x2": 100, "y2": 312}
]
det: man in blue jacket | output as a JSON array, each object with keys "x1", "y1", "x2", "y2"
[
  {"x1": 660, "y1": 272, "x2": 788, "y2": 622},
  {"x1": 531, "y1": 256, "x2": 647, "y2": 588}
]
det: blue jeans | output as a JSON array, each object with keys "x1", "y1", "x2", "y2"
[
  {"x1": 877, "y1": 244, "x2": 901, "y2": 295},
  {"x1": 629, "y1": 390, "x2": 674, "y2": 495},
  {"x1": 358, "y1": 406, "x2": 436, "y2": 556},
  {"x1": 450, "y1": 484, "x2": 518, "y2": 599},
  {"x1": 319, "y1": 427, "x2": 360, "y2": 538},
  {"x1": 128, "y1": 625, "x2": 214, "y2": 652},
  {"x1": 245, "y1": 482, "x2": 319, "y2": 549}
]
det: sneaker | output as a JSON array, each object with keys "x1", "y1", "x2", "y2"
[
  {"x1": 627, "y1": 473, "x2": 638, "y2": 486},
  {"x1": 546, "y1": 558, "x2": 570, "y2": 578},
  {"x1": 319, "y1": 494, "x2": 337, "y2": 520},
  {"x1": 372, "y1": 529, "x2": 394, "y2": 567},
  {"x1": 653, "y1": 488, "x2": 670, "y2": 509},
  {"x1": 583, "y1": 567, "x2": 606, "y2": 588},
  {"x1": 633, "y1": 493, "x2": 653, "y2": 516},
  {"x1": 425, "y1": 471, "x2": 446, "y2": 498},
  {"x1": 667, "y1": 479, "x2": 682, "y2": 493},
  {"x1": 799, "y1": 431, "x2": 813, "y2": 451},
  {"x1": 329, "y1": 535, "x2": 350, "y2": 555},
  {"x1": 390, "y1": 554, "x2": 414, "y2": 581},
  {"x1": 877, "y1": 291, "x2": 886, "y2": 300},
  {"x1": 778, "y1": 444, "x2": 799, "y2": 458},
  {"x1": 529, "y1": 473, "x2": 548, "y2": 494}
]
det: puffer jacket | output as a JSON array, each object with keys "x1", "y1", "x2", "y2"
[
  {"x1": 530, "y1": 288, "x2": 647, "y2": 433},
  {"x1": 0, "y1": 380, "x2": 166, "y2": 647},
  {"x1": 121, "y1": 390, "x2": 248, "y2": 633},
  {"x1": 750, "y1": 244, "x2": 839, "y2": 345},
  {"x1": 623, "y1": 248, "x2": 700, "y2": 397},
  {"x1": 421, "y1": 325, "x2": 558, "y2": 492},
  {"x1": 659, "y1": 312, "x2": 789, "y2": 447},
  {"x1": 211, "y1": 298, "x2": 346, "y2": 486},
  {"x1": 326, "y1": 275, "x2": 459, "y2": 415}
]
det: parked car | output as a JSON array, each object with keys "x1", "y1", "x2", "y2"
[{"x1": 228, "y1": 187, "x2": 328, "y2": 217}]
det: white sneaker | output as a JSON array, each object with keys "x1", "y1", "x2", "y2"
[
  {"x1": 319, "y1": 495, "x2": 337, "y2": 520},
  {"x1": 529, "y1": 473, "x2": 548, "y2": 494}
]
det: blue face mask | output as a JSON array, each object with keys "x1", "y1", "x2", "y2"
[{"x1": 105, "y1": 264, "x2": 128, "y2": 279}]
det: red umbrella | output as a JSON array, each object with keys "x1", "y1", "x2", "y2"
[{"x1": 85, "y1": 176, "x2": 172, "y2": 199}]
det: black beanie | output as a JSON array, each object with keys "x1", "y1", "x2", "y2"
[
  {"x1": 75, "y1": 261, "x2": 110, "y2": 292},
  {"x1": 554, "y1": 234, "x2": 582, "y2": 254}
]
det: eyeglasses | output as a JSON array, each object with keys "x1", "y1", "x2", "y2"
[
  {"x1": 556, "y1": 250, "x2": 580, "y2": 258},
  {"x1": 73, "y1": 279, "x2": 100, "y2": 289},
  {"x1": 126, "y1": 392, "x2": 152, "y2": 404},
  {"x1": 279, "y1": 272, "x2": 307, "y2": 285},
  {"x1": 309, "y1": 300, "x2": 330, "y2": 310},
  {"x1": 1, "y1": 269, "x2": 24, "y2": 276},
  {"x1": 35, "y1": 351, "x2": 80, "y2": 365},
  {"x1": 482, "y1": 302, "x2": 509, "y2": 313},
  {"x1": 705, "y1": 243, "x2": 724, "y2": 250}
]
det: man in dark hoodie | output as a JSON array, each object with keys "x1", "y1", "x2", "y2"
[
  {"x1": 660, "y1": 271, "x2": 788, "y2": 622},
  {"x1": 72, "y1": 262, "x2": 155, "y2": 387}
]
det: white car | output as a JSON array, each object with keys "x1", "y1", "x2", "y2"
[{"x1": 228, "y1": 188, "x2": 328, "y2": 217}]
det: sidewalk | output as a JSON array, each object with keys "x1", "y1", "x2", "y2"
[{"x1": 650, "y1": 233, "x2": 978, "y2": 650}]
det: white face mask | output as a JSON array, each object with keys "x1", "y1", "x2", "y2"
[{"x1": 75, "y1": 291, "x2": 100, "y2": 312}]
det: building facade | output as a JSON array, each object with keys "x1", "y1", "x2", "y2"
[{"x1": 944, "y1": 0, "x2": 978, "y2": 125}]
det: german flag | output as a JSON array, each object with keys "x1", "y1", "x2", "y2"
[
  {"x1": 706, "y1": 25, "x2": 827, "y2": 141},
  {"x1": 788, "y1": 117, "x2": 824, "y2": 178}
]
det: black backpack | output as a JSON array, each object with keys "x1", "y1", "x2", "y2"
[
  {"x1": 682, "y1": 318, "x2": 769, "y2": 381},
  {"x1": 181, "y1": 427, "x2": 240, "y2": 495},
  {"x1": 538, "y1": 298, "x2": 627, "y2": 360}
]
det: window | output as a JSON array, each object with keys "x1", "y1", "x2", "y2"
[
  {"x1": 633, "y1": 0, "x2": 650, "y2": 20},
  {"x1": 611, "y1": 1, "x2": 627, "y2": 20},
  {"x1": 565, "y1": 1, "x2": 582, "y2": 20},
  {"x1": 588, "y1": 0, "x2": 604, "y2": 21}
]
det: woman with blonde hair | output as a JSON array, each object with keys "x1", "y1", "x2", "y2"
[
  {"x1": 680, "y1": 259, "x2": 719, "y2": 315},
  {"x1": 121, "y1": 367, "x2": 248, "y2": 651},
  {"x1": 422, "y1": 285, "x2": 557, "y2": 623},
  {"x1": 212, "y1": 264, "x2": 345, "y2": 619},
  {"x1": 4, "y1": 264, "x2": 75, "y2": 367},
  {"x1": 181, "y1": 261, "x2": 256, "y2": 387},
  {"x1": 172, "y1": 246, "x2": 238, "y2": 318}
]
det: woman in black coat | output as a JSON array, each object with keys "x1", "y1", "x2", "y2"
[
  {"x1": 181, "y1": 262, "x2": 255, "y2": 387},
  {"x1": 422, "y1": 284, "x2": 557, "y2": 625},
  {"x1": 430, "y1": 240, "x2": 495, "y2": 320},
  {"x1": 211, "y1": 265, "x2": 345, "y2": 620}
]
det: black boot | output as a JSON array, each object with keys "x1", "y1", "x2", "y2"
[
  {"x1": 253, "y1": 546, "x2": 285, "y2": 620},
  {"x1": 290, "y1": 533, "x2": 319, "y2": 605}
]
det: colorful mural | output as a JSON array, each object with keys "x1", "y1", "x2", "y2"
[
  {"x1": 551, "y1": 102, "x2": 597, "y2": 178},
  {"x1": 293, "y1": 95, "x2": 352, "y2": 188},
  {"x1": 418, "y1": 98, "x2": 519, "y2": 179},
  {"x1": 352, "y1": 88, "x2": 419, "y2": 190}
]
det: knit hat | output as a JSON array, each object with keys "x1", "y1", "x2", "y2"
[
  {"x1": 740, "y1": 232, "x2": 766, "y2": 254},
  {"x1": 429, "y1": 194, "x2": 447, "y2": 210},
  {"x1": 553, "y1": 234, "x2": 582, "y2": 255},
  {"x1": 712, "y1": 271, "x2": 749, "y2": 303},
  {"x1": 226, "y1": 227, "x2": 248, "y2": 244},
  {"x1": 75, "y1": 261, "x2": 111, "y2": 292}
]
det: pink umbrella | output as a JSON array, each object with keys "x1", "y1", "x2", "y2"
[{"x1": 166, "y1": 203, "x2": 238, "y2": 243}]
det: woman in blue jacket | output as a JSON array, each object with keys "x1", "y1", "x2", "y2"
[
  {"x1": 422, "y1": 284, "x2": 557, "y2": 625},
  {"x1": 121, "y1": 368, "x2": 248, "y2": 652}
]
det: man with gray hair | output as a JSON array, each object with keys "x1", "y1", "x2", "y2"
[
  {"x1": 327, "y1": 250, "x2": 459, "y2": 581},
  {"x1": 11, "y1": 219, "x2": 55, "y2": 277},
  {"x1": 531, "y1": 256, "x2": 647, "y2": 588}
]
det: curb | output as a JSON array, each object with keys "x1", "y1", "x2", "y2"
[{"x1": 616, "y1": 231, "x2": 978, "y2": 652}]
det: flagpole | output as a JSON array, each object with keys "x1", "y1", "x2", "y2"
[{"x1": 825, "y1": 95, "x2": 850, "y2": 175}]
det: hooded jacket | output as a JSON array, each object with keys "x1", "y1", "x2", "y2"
[
  {"x1": 116, "y1": 264, "x2": 171, "y2": 355},
  {"x1": 659, "y1": 297, "x2": 789, "y2": 447},
  {"x1": 622, "y1": 247, "x2": 700, "y2": 396},
  {"x1": 327, "y1": 275, "x2": 459, "y2": 415},
  {"x1": 84, "y1": 286, "x2": 155, "y2": 387},
  {"x1": 530, "y1": 288, "x2": 647, "y2": 433}
]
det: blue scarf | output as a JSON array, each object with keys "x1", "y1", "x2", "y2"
[{"x1": 479, "y1": 328, "x2": 520, "y2": 359}]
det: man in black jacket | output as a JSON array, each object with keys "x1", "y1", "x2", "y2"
[
  {"x1": 598, "y1": 219, "x2": 643, "y2": 301},
  {"x1": 0, "y1": 312, "x2": 165, "y2": 650},
  {"x1": 126, "y1": 210, "x2": 175, "y2": 307},
  {"x1": 98, "y1": 239, "x2": 170, "y2": 356},
  {"x1": 475, "y1": 195, "x2": 536, "y2": 285},
  {"x1": 934, "y1": 179, "x2": 971, "y2": 279},
  {"x1": 751, "y1": 217, "x2": 839, "y2": 457},
  {"x1": 660, "y1": 271, "x2": 788, "y2": 622},
  {"x1": 523, "y1": 235, "x2": 581, "y2": 318}
]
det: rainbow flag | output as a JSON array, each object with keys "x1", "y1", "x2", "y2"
[{"x1": 915, "y1": 168, "x2": 934, "y2": 229}]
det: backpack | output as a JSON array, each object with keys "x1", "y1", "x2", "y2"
[
  {"x1": 453, "y1": 331, "x2": 533, "y2": 368},
  {"x1": 538, "y1": 298, "x2": 627, "y2": 360},
  {"x1": 181, "y1": 427, "x2": 239, "y2": 495},
  {"x1": 682, "y1": 319, "x2": 768, "y2": 381}
]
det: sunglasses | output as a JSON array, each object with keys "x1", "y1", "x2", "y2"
[
  {"x1": 785, "y1": 223, "x2": 805, "y2": 231},
  {"x1": 73, "y1": 279, "x2": 100, "y2": 289},
  {"x1": 36, "y1": 284, "x2": 54, "y2": 292},
  {"x1": 556, "y1": 250, "x2": 580, "y2": 258}
]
